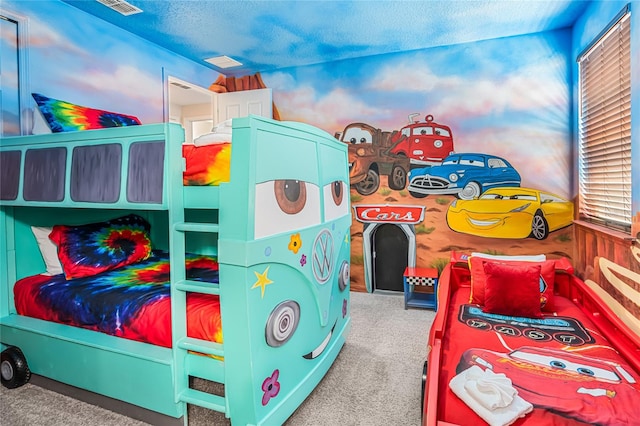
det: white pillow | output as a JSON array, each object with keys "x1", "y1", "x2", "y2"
[
  {"x1": 470, "y1": 252, "x2": 546, "y2": 262},
  {"x1": 31, "y1": 226, "x2": 63, "y2": 276},
  {"x1": 215, "y1": 119, "x2": 233, "y2": 131},
  {"x1": 193, "y1": 132, "x2": 232, "y2": 146}
]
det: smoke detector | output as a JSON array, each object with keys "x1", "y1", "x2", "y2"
[{"x1": 96, "y1": 0, "x2": 142, "y2": 16}]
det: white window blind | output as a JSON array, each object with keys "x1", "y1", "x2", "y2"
[{"x1": 578, "y1": 9, "x2": 632, "y2": 232}]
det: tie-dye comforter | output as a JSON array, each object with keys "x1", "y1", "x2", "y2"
[
  {"x1": 14, "y1": 251, "x2": 223, "y2": 347},
  {"x1": 182, "y1": 143, "x2": 231, "y2": 186}
]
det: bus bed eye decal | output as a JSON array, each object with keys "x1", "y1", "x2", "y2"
[
  {"x1": 254, "y1": 180, "x2": 320, "y2": 239},
  {"x1": 324, "y1": 181, "x2": 349, "y2": 221},
  {"x1": 274, "y1": 180, "x2": 306, "y2": 214}
]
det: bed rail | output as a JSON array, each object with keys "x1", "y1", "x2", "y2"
[{"x1": 0, "y1": 123, "x2": 186, "y2": 210}]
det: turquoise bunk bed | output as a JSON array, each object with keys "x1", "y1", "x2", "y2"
[{"x1": 0, "y1": 115, "x2": 352, "y2": 425}]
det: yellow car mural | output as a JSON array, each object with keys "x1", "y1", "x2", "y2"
[{"x1": 446, "y1": 187, "x2": 574, "y2": 240}]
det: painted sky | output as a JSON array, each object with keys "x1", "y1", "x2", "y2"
[
  {"x1": 263, "y1": 29, "x2": 572, "y2": 198},
  {"x1": 58, "y1": 0, "x2": 588, "y2": 77},
  {"x1": 3, "y1": 0, "x2": 218, "y2": 128},
  {"x1": 3, "y1": 0, "x2": 576, "y2": 200}
]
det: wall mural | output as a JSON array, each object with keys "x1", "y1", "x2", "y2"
[{"x1": 262, "y1": 31, "x2": 575, "y2": 293}]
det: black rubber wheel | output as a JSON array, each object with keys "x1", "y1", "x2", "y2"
[
  {"x1": 1, "y1": 346, "x2": 31, "y2": 389},
  {"x1": 355, "y1": 169, "x2": 380, "y2": 196},
  {"x1": 388, "y1": 165, "x2": 407, "y2": 190},
  {"x1": 409, "y1": 191, "x2": 428, "y2": 199},
  {"x1": 530, "y1": 210, "x2": 549, "y2": 240}
]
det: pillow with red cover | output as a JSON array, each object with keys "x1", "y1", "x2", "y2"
[
  {"x1": 49, "y1": 214, "x2": 152, "y2": 280},
  {"x1": 469, "y1": 257, "x2": 556, "y2": 311},
  {"x1": 482, "y1": 262, "x2": 543, "y2": 318}
]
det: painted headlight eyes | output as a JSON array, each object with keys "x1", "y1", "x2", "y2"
[
  {"x1": 434, "y1": 140, "x2": 443, "y2": 148},
  {"x1": 449, "y1": 173, "x2": 458, "y2": 182},
  {"x1": 338, "y1": 261, "x2": 350, "y2": 291},
  {"x1": 265, "y1": 301, "x2": 300, "y2": 347},
  {"x1": 577, "y1": 367, "x2": 595, "y2": 376},
  {"x1": 331, "y1": 181, "x2": 343, "y2": 206},
  {"x1": 274, "y1": 180, "x2": 306, "y2": 215}
]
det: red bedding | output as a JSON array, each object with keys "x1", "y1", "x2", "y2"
[
  {"x1": 182, "y1": 143, "x2": 231, "y2": 186},
  {"x1": 428, "y1": 265, "x2": 640, "y2": 426},
  {"x1": 14, "y1": 251, "x2": 222, "y2": 347}
]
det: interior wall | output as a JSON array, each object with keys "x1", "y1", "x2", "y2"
[
  {"x1": 2, "y1": 0, "x2": 220, "y2": 131},
  {"x1": 261, "y1": 29, "x2": 575, "y2": 292},
  {"x1": 569, "y1": 1, "x2": 639, "y2": 321}
]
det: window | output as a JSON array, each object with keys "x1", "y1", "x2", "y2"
[{"x1": 577, "y1": 7, "x2": 631, "y2": 233}]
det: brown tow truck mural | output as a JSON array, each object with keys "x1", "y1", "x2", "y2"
[{"x1": 335, "y1": 122, "x2": 410, "y2": 195}]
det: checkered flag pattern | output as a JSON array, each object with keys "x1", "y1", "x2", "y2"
[{"x1": 406, "y1": 276, "x2": 436, "y2": 286}]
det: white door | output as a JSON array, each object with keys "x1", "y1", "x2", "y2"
[
  {"x1": 217, "y1": 88, "x2": 272, "y2": 122},
  {"x1": 168, "y1": 77, "x2": 216, "y2": 143}
]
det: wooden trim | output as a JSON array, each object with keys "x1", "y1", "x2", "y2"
[{"x1": 573, "y1": 219, "x2": 635, "y2": 243}]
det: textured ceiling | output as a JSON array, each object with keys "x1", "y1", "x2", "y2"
[{"x1": 61, "y1": 0, "x2": 591, "y2": 76}]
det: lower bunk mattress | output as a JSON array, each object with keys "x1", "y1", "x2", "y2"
[
  {"x1": 13, "y1": 251, "x2": 222, "y2": 347},
  {"x1": 434, "y1": 281, "x2": 640, "y2": 425}
]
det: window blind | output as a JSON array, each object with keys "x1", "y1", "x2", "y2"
[{"x1": 578, "y1": 10, "x2": 631, "y2": 232}]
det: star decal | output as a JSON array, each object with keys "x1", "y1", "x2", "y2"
[{"x1": 251, "y1": 266, "x2": 274, "y2": 298}]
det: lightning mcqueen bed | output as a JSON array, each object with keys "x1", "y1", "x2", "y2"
[
  {"x1": 422, "y1": 253, "x2": 640, "y2": 426},
  {"x1": 0, "y1": 116, "x2": 352, "y2": 425}
]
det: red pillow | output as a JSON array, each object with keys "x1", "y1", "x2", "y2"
[
  {"x1": 482, "y1": 262, "x2": 543, "y2": 318},
  {"x1": 470, "y1": 257, "x2": 556, "y2": 311}
]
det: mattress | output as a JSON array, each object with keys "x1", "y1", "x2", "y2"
[
  {"x1": 14, "y1": 251, "x2": 222, "y2": 347},
  {"x1": 436, "y1": 284, "x2": 640, "y2": 425}
]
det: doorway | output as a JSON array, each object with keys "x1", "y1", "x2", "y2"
[{"x1": 372, "y1": 224, "x2": 409, "y2": 292}]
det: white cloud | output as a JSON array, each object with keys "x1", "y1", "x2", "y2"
[
  {"x1": 70, "y1": 65, "x2": 159, "y2": 104},
  {"x1": 27, "y1": 15, "x2": 86, "y2": 56},
  {"x1": 370, "y1": 62, "x2": 462, "y2": 92},
  {"x1": 275, "y1": 85, "x2": 385, "y2": 131}
]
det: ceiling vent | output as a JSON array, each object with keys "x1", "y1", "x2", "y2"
[
  {"x1": 170, "y1": 81, "x2": 191, "y2": 90},
  {"x1": 205, "y1": 55, "x2": 243, "y2": 69},
  {"x1": 96, "y1": 0, "x2": 142, "y2": 16}
]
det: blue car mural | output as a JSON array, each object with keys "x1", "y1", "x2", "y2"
[{"x1": 407, "y1": 153, "x2": 521, "y2": 199}]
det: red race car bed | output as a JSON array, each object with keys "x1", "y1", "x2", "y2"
[{"x1": 423, "y1": 254, "x2": 640, "y2": 426}]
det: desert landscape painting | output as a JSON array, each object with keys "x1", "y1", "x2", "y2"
[{"x1": 348, "y1": 177, "x2": 574, "y2": 293}]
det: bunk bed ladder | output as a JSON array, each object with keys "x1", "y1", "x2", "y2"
[{"x1": 171, "y1": 219, "x2": 228, "y2": 417}]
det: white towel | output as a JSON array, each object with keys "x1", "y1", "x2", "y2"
[
  {"x1": 464, "y1": 367, "x2": 516, "y2": 410},
  {"x1": 449, "y1": 365, "x2": 533, "y2": 426}
]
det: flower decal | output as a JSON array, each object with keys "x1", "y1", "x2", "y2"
[
  {"x1": 300, "y1": 254, "x2": 307, "y2": 267},
  {"x1": 288, "y1": 233, "x2": 302, "y2": 254},
  {"x1": 261, "y1": 369, "x2": 280, "y2": 406}
]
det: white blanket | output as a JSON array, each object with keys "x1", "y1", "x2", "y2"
[{"x1": 449, "y1": 365, "x2": 533, "y2": 426}]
